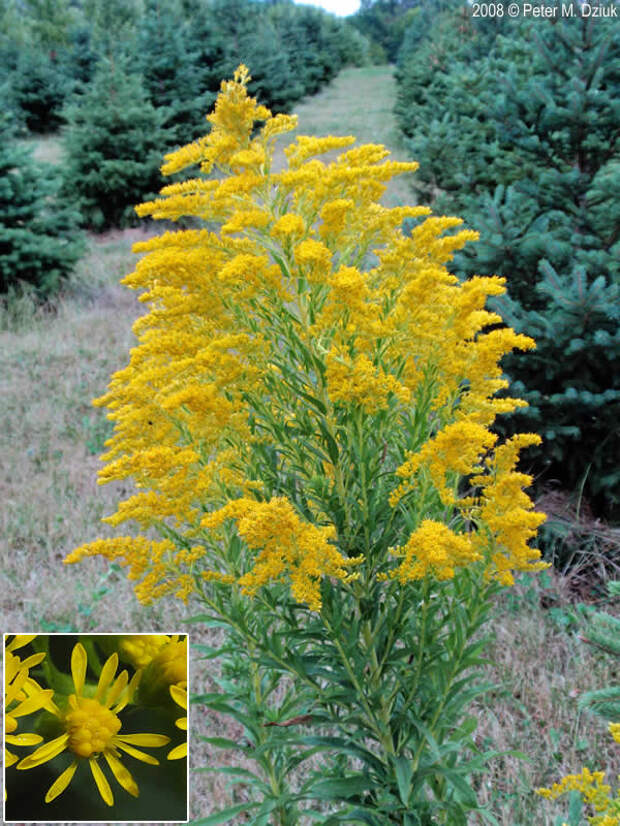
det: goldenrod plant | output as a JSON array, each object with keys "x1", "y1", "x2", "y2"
[
  {"x1": 66, "y1": 67, "x2": 548, "y2": 824},
  {"x1": 3, "y1": 635, "x2": 187, "y2": 821}
]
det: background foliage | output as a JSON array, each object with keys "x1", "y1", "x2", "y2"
[
  {"x1": 0, "y1": 113, "x2": 83, "y2": 297},
  {"x1": 0, "y1": 0, "x2": 370, "y2": 263},
  {"x1": 394, "y1": 2, "x2": 620, "y2": 524}
]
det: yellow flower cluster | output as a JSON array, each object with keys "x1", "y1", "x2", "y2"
[
  {"x1": 537, "y1": 766, "x2": 620, "y2": 826},
  {"x1": 388, "y1": 520, "x2": 481, "y2": 582},
  {"x1": 66, "y1": 65, "x2": 546, "y2": 608},
  {"x1": 117, "y1": 634, "x2": 176, "y2": 668},
  {"x1": 202, "y1": 497, "x2": 362, "y2": 611}
]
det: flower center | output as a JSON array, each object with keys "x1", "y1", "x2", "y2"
[{"x1": 64, "y1": 697, "x2": 121, "y2": 758}]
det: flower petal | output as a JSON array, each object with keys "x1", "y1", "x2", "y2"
[
  {"x1": 5, "y1": 733, "x2": 43, "y2": 746},
  {"x1": 167, "y1": 742, "x2": 187, "y2": 760},
  {"x1": 5, "y1": 668, "x2": 29, "y2": 706},
  {"x1": 17, "y1": 733, "x2": 69, "y2": 769},
  {"x1": 104, "y1": 750, "x2": 139, "y2": 797},
  {"x1": 45, "y1": 760, "x2": 78, "y2": 803},
  {"x1": 95, "y1": 652, "x2": 119, "y2": 703},
  {"x1": 11, "y1": 688, "x2": 57, "y2": 718},
  {"x1": 106, "y1": 669, "x2": 128, "y2": 709},
  {"x1": 71, "y1": 643, "x2": 88, "y2": 697},
  {"x1": 17, "y1": 651, "x2": 46, "y2": 671},
  {"x1": 175, "y1": 717, "x2": 187, "y2": 731},
  {"x1": 115, "y1": 733, "x2": 171, "y2": 747},
  {"x1": 113, "y1": 740, "x2": 159, "y2": 765},
  {"x1": 112, "y1": 668, "x2": 142, "y2": 713},
  {"x1": 5, "y1": 634, "x2": 37, "y2": 653},
  {"x1": 170, "y1": 684, "x2": 187, "y2": 710},
  {"x1": 90, "y1": 757, "x2": 114, "y2": 807}
]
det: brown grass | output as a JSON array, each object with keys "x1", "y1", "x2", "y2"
[{"x1": 2, "y1": 67, "x2": 619, "y2": 826}]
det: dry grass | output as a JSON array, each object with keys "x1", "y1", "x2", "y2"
[
  {"x1": 475, "y1": 572, "x2": 620, "y2": 824},
  {"x1": 0, "y1": 230, "x2": 179, "y2": 634},
  {"x1": 2, "y1": 67, "x2": 619, "y2": 825}
]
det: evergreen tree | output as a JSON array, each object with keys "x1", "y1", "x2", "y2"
[
  {"x1": 396, "y1": 11, "x2": 620, "y2": 519},
  {"x1": 0, "y1": 113, "x2": 83, "y2": 297},
  {"x1": 80, "y1": 0, "x2": 141, "y2": 60},
  {"x1": 62, "y1": 59, "x2": 169, "y2": 230},
  {"x1": 23, "y1": 0, "x2": 75, "y2": 51},
  {"x1": 186, "y1": 0, "x2": 369, "y2": 114},
  {"x1": 578, "y1": 583, "x2": 620, "y2": 725},
  {"x1": 7, "y1": 47, "x2": 68, "y2": 132},
  {"x1": 353, "y1": 0, "x2": 437, "y2": 62},
  {"x1": 60, "y1": 24, "x2": 100, "y2": 94},
  {"x1": 136, "y1": 0, "x2": 214, "y2": 144}
]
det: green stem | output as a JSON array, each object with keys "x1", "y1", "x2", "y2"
[
  {"x1": 195, "y1": 583, "x2": 321, "y2": 694},
  {"x1": 356, "y1": 406, "x2": 371, "y2": 555},
  {"x1": 322, "y1": 612, "x2": 394, "y2": 756},
  {"x1": 410, "y1": 578, "x2": 485, "y2": 773},
  {"x1": 387, "y1": 577, "x2": 430, "y2": 729}
]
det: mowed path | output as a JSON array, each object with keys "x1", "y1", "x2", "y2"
[{"x1": 275, "y1": 64, "x2": 416, "y2": 207}]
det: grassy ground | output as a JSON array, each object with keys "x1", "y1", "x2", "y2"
[{"x1": 3, "y1": 66, "x2": 619, "y2": 825}]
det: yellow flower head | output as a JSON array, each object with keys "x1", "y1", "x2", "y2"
[
  {"x1": 17, "y1": 643, "x2": 170, "y2": 807},
  {"x1": 117, "y1": 635, "x2": 172, "y2": 669},
  {"x1": 149, "y1": 635, "x2": 187, "y2": 687},
  {"x1": 537, "y1": 766, "x2": 620, "y2": 825},
  {"x1": 388, "y1": 520, "x2": 481, "y2": 582},
  {"x1": 202, "y1": 497, "x2": 362, "y2": 611}
]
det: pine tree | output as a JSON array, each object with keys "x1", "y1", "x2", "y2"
[
  {"x1": 8, "y1": 47, "x2": 68, "y2": 132},
  {"x1": 62, "y1": 59, "x2": 169, "y2": 230},
  {"x1": 396, "y1": 11, "x2": 620, "y2": 520},
  {"x1": 136, "y1": 0, "x2": 214, "y2": 144},
  {"x1": 0, "y1": 113, "x2": 83, "y2": 297}
]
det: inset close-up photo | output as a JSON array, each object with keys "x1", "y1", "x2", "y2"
[{"x1": 4, "y1": 633, "x2": 188, "y2": 822}]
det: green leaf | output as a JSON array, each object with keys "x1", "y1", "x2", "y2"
[
  {"x1": 393, "y1": 755, "x2": 413, "y2": 806},
  {"x1": 296, "y1": 736, "x2": 386, "y2": 775},
  {"x1": 304, "y1": 775, "x2": 370, "y2": 801},
  {"x1": 437, "y1": 768, "x2": 478, "y2": 807},
  {"x1": 198, "y1": 736, "x2": 249, "y2": 751}
]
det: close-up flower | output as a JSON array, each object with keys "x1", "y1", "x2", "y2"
[{"x1": 16, "y1": 642, "x2": 170, "y2": 807}]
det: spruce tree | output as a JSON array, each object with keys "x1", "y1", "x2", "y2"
[
  {"x1": 62, "y1": 59, "x2": 169, "y2": 230},
  {"x1": 8, "y1": 47, "x2": 68, "y2": 132},
  {"x1": 396, "y1": 11, "x2": 620, "y2": 519},
  {"x1": 0, "y1": 113, "x2": 83, "y2": 297},
  {"x1": 136, "y1": 0, "x2": 214, "y2": 144},
  {"x1": 578, "y1": 584, "x2": 620, "y2": 724}
]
